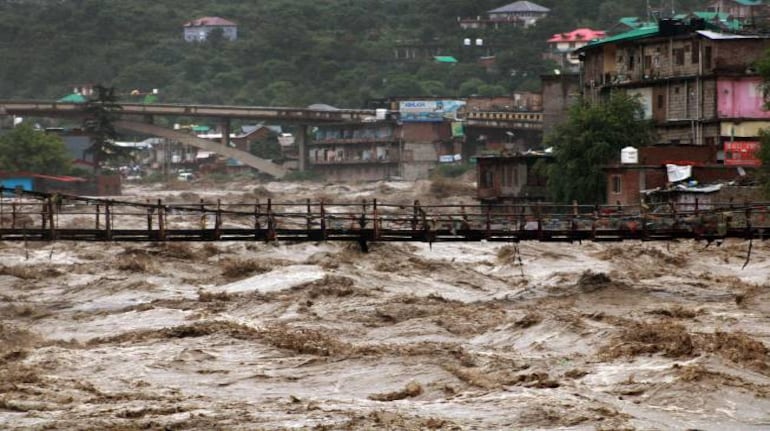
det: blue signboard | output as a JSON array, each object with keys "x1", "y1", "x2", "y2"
[{"x1": 399, "y1": 100, "x2": 465, "y2": 122}]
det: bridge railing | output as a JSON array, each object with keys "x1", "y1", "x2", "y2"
[{"x1": 1, "y1": 188, "x2": 769, "y2": 242}]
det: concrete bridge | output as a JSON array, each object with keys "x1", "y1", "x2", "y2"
[{"x1": 0, "y1": 100, "x2": 384, "y2": 178}]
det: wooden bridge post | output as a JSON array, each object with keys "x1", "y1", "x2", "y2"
[
  {"x1": 157, "y1": 199, "x2": 165, "y2": 241},
  {"x1": 571, "y1": 200, "x2": 578, "y2": 239},
  {"x1": 254, "y1": 198, "x2": 261, "y2": 239},
  {"x1": 320, "y1": 200, "x2": 327, "y2": 240},
  {"x1": 95, "y1": 204, "x2": 100, "y2": 230},
  {"x1": 306, "y1": 198, "x2": 312, "y2": 239},
  {"x1": 412, "y1": 200, "x2": 420, "y2": 231},
  {"x1": 105, "y1": 202, "x2": 112, "y2": 240},
  {"x1": 266, "y1": 198, "x2": 275, "y2": 241},
  {"x1": 214, "y1": 199, "x2": 222, "y2": 240},
  {"x1": 591, "y1": 204, "x2": 598, "y2": 240},
  {"x1": 198, "y1": 199, "x2": 206, "y2": 229},
  {"x1": 47, "y1": 197, "x2": 55, "y2": 240},
  {"x1": 745, "y1": 199, "x2": 752, "y2": 239},
  {"x1": 11, "y1": 202, "x2": 16, "y2": 229},
  {"x1": 146, "y1": 199, "x2": 153, "y2": 233},
  {"x1": 372, "y1": 198, "x2": 379, "y2": 240},
  {"x1": 358, "y1": 199, "x2": 369, "y2": 252},
  {"x1": 485, "y1": 203, "x2": 491, "y2": 236}
]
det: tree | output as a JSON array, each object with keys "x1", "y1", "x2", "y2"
[
  {"x1": 544, "y1": 92, "x2": 655, "y2": 204},
  {"x1": 0, "y1": 124, "x2": 72, "y2": 175},
  {"x1": 82, "y1": 84, "x2": 127, "y2": 172}
]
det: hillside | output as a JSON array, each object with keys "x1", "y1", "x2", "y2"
[{"x1": 0, "y1": 0, "x2": 705, "y2": 107}]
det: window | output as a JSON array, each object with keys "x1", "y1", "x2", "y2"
[
  {"x1": 704, "y1": 46, "x2": 712, "y2": 69},
  {"x1": 691, "y1": 41, "x2": 699, "y2": 63},
  {"x1": 657, "y1": 94, "x2": 664, "y2": 109},
  {"x1": 482, "y1": 170, "x2": 494, "y2": 188},
  {"x1": 612, "y1": 176, "x2": 622, "y2": 194},
  {"x1": 674, "y1": 48, "x2": 685, "y2": 66},
  {"x1": 644, "y1": 55, "x2": 652, "y2": 69}
]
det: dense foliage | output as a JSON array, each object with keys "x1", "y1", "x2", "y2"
[
  {"x1": 0, "y1": 0, "x2": 705, "y2": 108},
  {"x1": 0, "y1": 124, "x2": 72, "y2": 174},
  {"x1": 82, "y1": 85, "x2": 128, "y2": 170},
  {"x1": 543, "y1": 93, "x2": 655, "y2": 204}
]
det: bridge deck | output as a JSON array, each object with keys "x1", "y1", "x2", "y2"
[{"x1": 1, "y1": 188, "x2": 768, "y2": 245}]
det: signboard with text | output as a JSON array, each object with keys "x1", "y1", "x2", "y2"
[
  {"x1": 724, "y1": 141, "x2": 761, "y2": 166},
  {"x1": 399, "y1": 100, "x2": 465, "y2": 122}
]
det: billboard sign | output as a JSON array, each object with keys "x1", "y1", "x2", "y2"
[
  {"x1": 399, "y1": 100, "x2": 465, "y2": 122},
  {"x1": 724, "y1": 141, "x2": 761, "y2": 166}
]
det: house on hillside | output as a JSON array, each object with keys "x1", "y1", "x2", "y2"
[
  {"x1": 545, "y1": 28, "x2": 606, "y2": 71},
  {"x1": 459, "y1": 1, "x2": 549, "y2": 29},
  {"x1": 707, "y1": 0, "x2": 767, "y2": 22},
  {"x1": 183, "y1": 17, "x2": 237, "y2": 42}
]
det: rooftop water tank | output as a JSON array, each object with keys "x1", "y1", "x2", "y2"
[
  {"x1": 621, "y1": 146, "x2": 638, "y2": 164},
  {"x1": 375, "y1": 108, "x2": 387, "y2": 120}
]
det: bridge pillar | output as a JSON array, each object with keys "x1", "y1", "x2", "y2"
[
  {"x1": 220, "y1": 118, "x2": 231, "y2": 148},
  {"x1": 297, "y1": 124, "x2": 307, "y2": 172}
]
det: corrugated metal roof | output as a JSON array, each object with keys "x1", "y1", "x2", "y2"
[
  {"x1": 584, "y1": 24, "x2": 659, "y2": 48},
  {"x1": 488, "y1": 1, "x2": 549, "y2": 14},
  {"x1": 548, "y1": 28, "x2": 606, "y2": 43},
  {"x1": 733, "y1": 0, "x2": 762, "y2": 5},
  {"x1": 434, "y1": 56, "x2": 458, "y2": 63},
  {"x1": 696, "y1": 29, "x2": 768, "y2": 39}
]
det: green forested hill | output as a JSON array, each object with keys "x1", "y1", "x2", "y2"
[{"x1": 0, "y1": 0, "x2": 705, "y2": 108}]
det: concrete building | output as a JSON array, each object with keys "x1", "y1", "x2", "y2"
[
  {"x1": 308, "y1": 122, "x2": 402, "y2": 182},
  {"x1": 459, "y1": 1, "x2": 549, "y2": 29},
  {"x1": 579, "y1": 18, "x2": 770, "y2": 154},
  {"x1": 540, "y1": 73, "x2": 580, "y2": 137},
  {"x1": 476, "y1": 152, "x2": 553, "y2": 209},
  {"x1": 706, "y1": 0, "x2": 767, "y2": 22},
  {"x1": 604, "y1": 145, "x2": 756, "y2": 206},
  {"x1": 545, "y1": 28, "x2": 606, "y2": 72},
  {"x1": 183, "y1": 17, "x2": 237, "y2": 42}
]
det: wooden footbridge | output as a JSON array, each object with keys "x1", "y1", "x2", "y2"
[{"x1": 1, "y1": 188, "x2": 769, "y2": 248}]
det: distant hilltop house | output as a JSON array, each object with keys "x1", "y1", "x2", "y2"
[
  {"x1": 459, "y1": 1, "x2": 550, "y2": 29},
  {"x1": 545, "y1": 28, "x2": 606, "y2": 71},
  {"x1": 183, "y1": 17, "x2": 237, "y2": 42},
  {"x1": 707, "y1": 0, "x2": 766, "y2": 21}
]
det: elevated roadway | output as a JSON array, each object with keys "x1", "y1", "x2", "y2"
[
  {"x1": 0, "y1": 100, "x2": 380, "y2": 124},
  {"x1": 114, "y1": 121, "x2": 288, "y2": 178}
]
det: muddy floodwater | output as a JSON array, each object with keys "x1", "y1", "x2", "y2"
[{"x1": 1, "y1": 180, "x2": 770, "y2": 430}]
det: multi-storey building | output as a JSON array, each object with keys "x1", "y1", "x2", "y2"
[
  {"x1": 580, "y1": 18, "x2": 770, "y2": 156},
  {"x1": 579, "y1": 18, "x2": 770, "y2": 204},
  {"x1": 308, "y1": 122, "x2": 402, "y2": 182}
]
